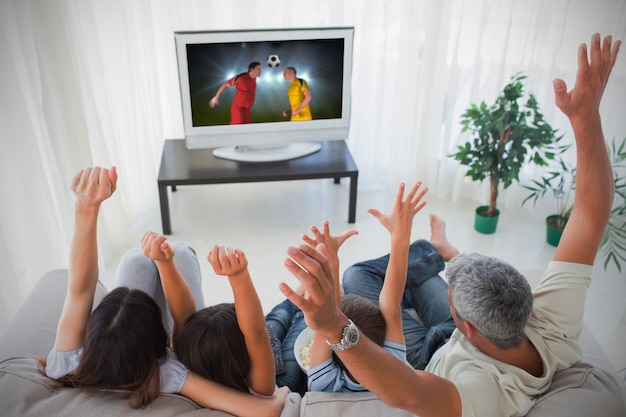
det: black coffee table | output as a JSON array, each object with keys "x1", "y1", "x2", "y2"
[{"x1": 158, "y1": 139, "x2": 359, "y2": 234}]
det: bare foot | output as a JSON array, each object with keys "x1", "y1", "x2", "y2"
[{"x1": 429, "y1": 215, "x2": 459, "y2": 262}]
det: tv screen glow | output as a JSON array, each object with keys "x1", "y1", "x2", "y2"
[{"x1": 174, "y1": 27, "x2": 354, "y2": 152}]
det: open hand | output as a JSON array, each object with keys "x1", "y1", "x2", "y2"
[
  {"x1": 141, "y1": 231, "x2": 174, "y2": 262},
  {"x1": 368, "y1": 181, "x2": 428, "y2": 239},
  {"x1": 280, "y1": 244, "x2": 347, "y2": 336},
  {"x1": 553, "y1": 33, "x2": 621, "y2": 120},
  {"x1": 301, "y1": 220, "x2": 358, "y2": 259},
  {"x1": 208, "y1": 245, "x2": 249, "y2": 277}
]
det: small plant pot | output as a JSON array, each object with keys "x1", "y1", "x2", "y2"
[
  {"x1": 546, "y1": 215, "x2": 566, "y2": 247},
  {"x1": 474, "y1": 206, "x2": 500, "y2": 234}
]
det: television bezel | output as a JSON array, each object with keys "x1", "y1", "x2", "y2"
[{"x1": 174, "y1": 27, "x2": 354, "y2": 150}]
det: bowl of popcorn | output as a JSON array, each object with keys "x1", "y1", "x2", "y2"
[{"x1": 294, "y1": 326, "x2": 314, "y2": 372}]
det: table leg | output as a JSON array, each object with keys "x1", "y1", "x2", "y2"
[
  {"x1": 159, "y1": 184, "x2": 172, "y2": 235},
  {"x1": 348, "y1": 174, "x2": 357, "y2": 223}
]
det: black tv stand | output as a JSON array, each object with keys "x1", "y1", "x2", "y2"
[{"x1": 158, "y1": 139, "x2": 358, "y2": 234}]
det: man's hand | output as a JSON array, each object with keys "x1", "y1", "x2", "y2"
[
  {"x1": 553, "y1": 33, "x2": 621, "y2": 121},
  {"x1": 209, "y1": 97, "x2": 219, "y2": 107},
  {"x1": 71, "y1": 166, "x2": 117, "y2": 208},
  {"x1": 280, "y1": 244, "x2": 348, "y2": 339},
  {"x1": 141, "y1": 231, "x2": 174, "y2": 262},
  {"x1": 208, "y1": 245, "x2": 249, "y2": 277}
]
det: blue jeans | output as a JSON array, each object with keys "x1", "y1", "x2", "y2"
[
  {"x1": 265, "y1": 299, "x2": 308, "y2": 394},
  {"x1": 342, "y1": 239, "x2": 456, "y2": 369}
]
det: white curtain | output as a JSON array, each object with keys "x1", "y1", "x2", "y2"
[{"x1": 1, "y1": 0, "x2": 625, "y2": 330}]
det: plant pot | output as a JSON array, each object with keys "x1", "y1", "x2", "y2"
[
  {"x1": 546, "y1": 215, "x2": 566, "y2": 247},
  {"x1": 474, "y1": 206, "x2": 500, "y2": 234}
]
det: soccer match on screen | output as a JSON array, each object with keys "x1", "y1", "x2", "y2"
[{"x1": 185, "y1": 38, "x2": 345, "y2": 126}]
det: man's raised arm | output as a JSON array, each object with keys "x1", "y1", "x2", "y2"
[{"x1": 553, "y1": 33, "x2": 621, "y2": 265}]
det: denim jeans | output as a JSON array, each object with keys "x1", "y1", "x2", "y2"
[
  {"x1": 115, "y1": 242, "x2": 206, "y2": 337},
  {"x1": 265, "y1": 299, "x2": 308, "y2": 394},
  {"x1": 342, "y1": 239, "x2": 456, "y2": 369}
]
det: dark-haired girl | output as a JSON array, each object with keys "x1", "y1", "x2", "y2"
[
  {"x1": 41, "y1": 166, "x2": 287, "y2": 417},
  {"x1": 141, "y1": 233, "x2": 277, "y2": 399}
]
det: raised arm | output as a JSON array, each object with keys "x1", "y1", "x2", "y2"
[
  {"x1": 280, "y1": 244, "x2": 461, "y2": 417},
  {"x1": 180, "y1": 374, "x2": 289, "y2": 417},
  {"x1": 553, "y1": 33, "x2": 621, "y2": 265},
  {"x1": 208, "y1": 245, "x2": 275, "y2": 397},
  {"x1": 301, "y1": 221, "x2": 358, "y2": 368},
  {"x1": 141, "y1": 232, "x2": 196, "y2": 342},
  {"x1": 369, "y1": 182, "x2": 428, "y2": 344},
  {"x1": 54, "y1": 167, "x2": 118, "y2": 352}
]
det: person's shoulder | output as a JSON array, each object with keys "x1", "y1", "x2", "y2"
[{"x1": 535, "y1": 261, "x2": 593, "y2": 289}]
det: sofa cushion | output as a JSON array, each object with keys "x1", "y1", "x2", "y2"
[
  {"x1": 0, "y1": 269, "x2": 108, "y2": 361},
  {"x1": 526, "y1": 361, "x2": 625, "y2": 417},
  {"x1": 0, "y1": 356, "x2": 302, "y2": 417},
  {"x1": 0, "y1": 356, "x2": 222, "y2": 417},
  {"x1": 296, "y1": 360, "x2": 626, "y2": 417},
  {"x1": 300, "y1": 391, "x2": 415, "y2": 417}
]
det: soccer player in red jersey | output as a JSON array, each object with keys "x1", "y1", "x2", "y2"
[{"x1": 210, "y1": 61, "x2": 261, "y2": 124}]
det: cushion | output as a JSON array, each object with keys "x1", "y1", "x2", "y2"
[
  {"x1": 300, "y1": 391, "x2": 414, "y2": 417},
  {"x1": 526, "y1": 361, "x2": 626, "y2": 417},
  {"x1": 0, "y1": 357, "x2": 219, "y2": 417}
]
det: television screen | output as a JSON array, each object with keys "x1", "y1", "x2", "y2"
[{"x1": 174, "y1": 27, "x2": 354, "y2": 161}]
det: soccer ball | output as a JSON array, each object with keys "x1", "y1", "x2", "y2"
[{"x1": 267, "y1": 55, "x2": 281, "y2": 68}]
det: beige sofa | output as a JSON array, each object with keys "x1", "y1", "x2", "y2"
[{"x1": 1, "y1": 269, "x2": 624, "y2": 417}]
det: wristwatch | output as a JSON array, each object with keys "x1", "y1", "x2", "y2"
[{"x1": 326, "y1": 319, "x2": 360, "y2": 351}]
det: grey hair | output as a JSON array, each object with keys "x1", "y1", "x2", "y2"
[{"x1": 446, "y1": 253, "x2": 533, "y2": 349}]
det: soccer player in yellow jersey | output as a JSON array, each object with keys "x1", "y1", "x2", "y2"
[{"x1": 282, "y1": 67, "x2": 312, "y2": 121}]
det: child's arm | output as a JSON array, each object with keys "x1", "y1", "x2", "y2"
[
  {"x1": 141, "y1": 232, "x2": 196, "y2": 343},
  {"x1": 181, "y1": 374, "x2": 289, "y2": 417},
  {"x1": 301, "y1": 220, "x2": 358, "y2": 286},
  {"x1": 54, "y1": 167, "x2": 118, "y2": 352},
  {"x1": 369, "y1": 182, "x2": 428, "y2": 344},
  {"x1": 301, "y1": 222, "x2": 358, "y2": 369},
  {"x1": 208, "y1": 245, "x2": 275, "y2": 397}
]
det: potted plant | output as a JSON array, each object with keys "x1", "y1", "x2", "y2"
[
  {"x1": 450, "y1": 73, "x2": 563, "y2": 234},
  {"x1": 522, "y1": 137, "x2": 626, "y2": 268},
  {"x1": 521, "y1": 152, "x2": 575, "y2": 246}
]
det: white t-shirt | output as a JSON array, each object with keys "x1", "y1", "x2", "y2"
[
  {"x1": 46, "y1": 348, "x2": 189, "y2": 394},
  {"x1": 426, "y1": 261, "x2": 592, "y2": 417},
  {"x1": 308, "y1": 340, "x2": 408, "y2": 393}
]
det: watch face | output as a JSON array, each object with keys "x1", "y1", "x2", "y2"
[{"x1": 346, "y1": 327, "x2": 359, "y2": 344}]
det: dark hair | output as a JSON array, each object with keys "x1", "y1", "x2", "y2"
[
  {"x1": 333, "y1": 294, "x2": 386, "y2": 374},
  {"x1": 174, "y1": 303, "x2": 251, "y2": 393},
  {"x1": 248, "y1": 61, "x2": 261, "y2": 71},
  {"x1": 285, "y1": 66, "x2": 297, "y2": 75},
  {"x1": 41, "y1": 287, "x2": 168, "y2": 408}
]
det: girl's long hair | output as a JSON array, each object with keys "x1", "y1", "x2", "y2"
[{"x1": 40, "y1": 287, "x2": 168, "y2": 408}]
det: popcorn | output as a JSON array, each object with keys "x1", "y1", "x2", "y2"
[{"x1": 300, "y1": 339, "x2": 313, "y2": 370}]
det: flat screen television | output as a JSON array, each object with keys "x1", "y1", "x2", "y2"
[{"x1": 174, "y1": 27, "x2": 354, "y2": 162}]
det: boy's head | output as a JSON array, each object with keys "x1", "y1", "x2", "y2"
[{"x1": 334, "y1": 294, "x2": 386, "y2": 375}]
